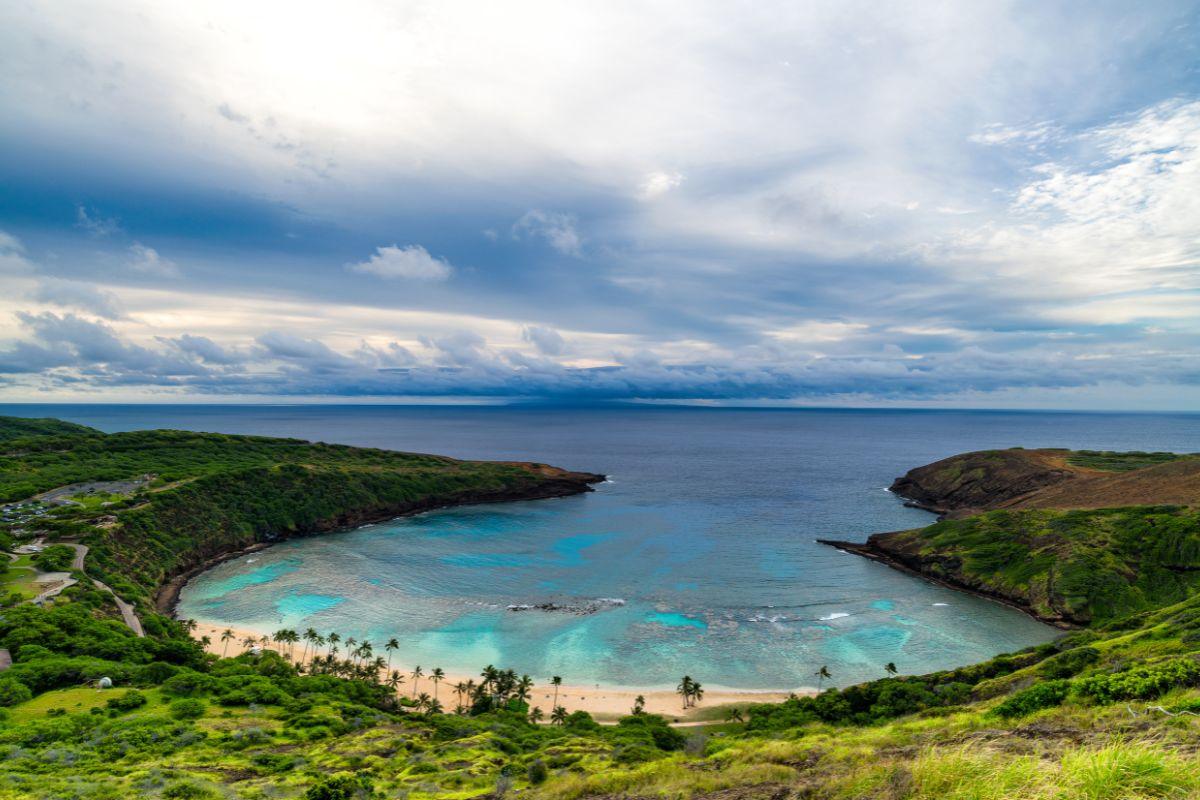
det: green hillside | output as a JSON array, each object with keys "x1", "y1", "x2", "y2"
[{"x1": 3, "y1": 426, "x2": 1200, "y2": 800}]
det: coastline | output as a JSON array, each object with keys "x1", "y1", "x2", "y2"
[
  {"x1": 817, "y1": 537, "x2": 1076, "y2": 631},
  {"x1": 190, "y1": 621, "x2": 803, "y2": 720},
  {"x1": 156, "y1": 473, "x2": 603, "y2": 614}
]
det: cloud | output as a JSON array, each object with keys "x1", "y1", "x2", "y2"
[
  {"x1": 162, "y1": 334, "x2": 243, "y2": 365},
  {"x1": 346, "y1": 245, "x2": 453, "y2": 281},
  {"x1": 512, "y1": 211, "x2": 582, "y2": 257},
  {"x1": 127, "y1": 242, "x2": 180, "y2": 277},
  {"x1": 639, "y1": 171, "x2": 684, "y2": 200},
  {"x1": 523, "y1": 325, "x2": 566, "y2": 356},
  {"x1": 32, "y1": 278, "x2": 125, "y2": 319},
  {"x1": 75, "y1": 206, "x2": 122, "y2": 237}
]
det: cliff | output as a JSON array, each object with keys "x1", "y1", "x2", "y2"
[{"x1": 827, "y1": 447, "x2": 1200, "y2": 627}]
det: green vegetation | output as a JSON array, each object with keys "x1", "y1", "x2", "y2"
[
  {"x1": 1065, "y1": 449, "x2": 1196, "y2": 472},
  {"x1": 5, "y1": 421, "x2": 1200, "y2": 799},
  {"x1": 0, "y1": 419, "x2": 591, "y2": 606},
  {"x1": 880, "y1": 504, "x2": 1200, "y2": 624}
]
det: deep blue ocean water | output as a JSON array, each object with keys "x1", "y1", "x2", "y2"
[{"x1": 6, "y1": 404, "x2": 1199, "y2": 690}]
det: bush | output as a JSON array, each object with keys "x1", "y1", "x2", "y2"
[
  {"x1": 527, "y1": 759, "x2": 548, "y2": 784},
  {"x1": 305, "y1": 773, "x2": 374, "y2": 800},
  {"x1": 992, "y1": 680, "x2": 1072, "y2": 718},
  {"x1": 32, "y1": 544, "x2": 75, "y2": 573},
  {"x1": 170, "y1": 698, "x2": 207, "y2": 720},
  {"x1": 106, "y1": 690, "x2": 148, "y2": 713},
  {"x1": 1038, "y1": 646, "x2": 1100, "y2": 679},
  {"x1": 0, "y1": 677, "x2": 33, "y2": 707},
  {"x1": 1074, "y1": 658, "x2": 1200, "y2": 704}
]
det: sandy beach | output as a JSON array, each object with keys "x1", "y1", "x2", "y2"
[{"x1": 190, "y1": 621, "x2": 804, "y2": 720}]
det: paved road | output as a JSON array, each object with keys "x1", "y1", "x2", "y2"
[
  {"x1": 66, "y1": 544, "x2": 144, "y2": 637},
  {"x1": 31, "y1": 572, "x2": 77, "y2": 604}
]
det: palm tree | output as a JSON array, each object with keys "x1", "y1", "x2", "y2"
[
  {"x1": 528, "y1": 706, "x2": 544, "y2": 724},
  {"x1": 182, "y1": 619, "x2": 198, "y2": 634},
  {"x1": 677, "y1": 675, "x2": 694, "y2": 709},
  {"x1": 725, "y1": 708, "x2": 744, "y2": 723},
  {"x1": 301, "y1": 628, "x2": 319, "y2": 663},
  {"x1": 327, "y1": 631, "x2": 341, "y2": 657},
  {"x1": 259, "y1": 635, "x2": 271, "y2": 651},
  {"x1": 386, "y1": 671, "x2": 404, "y2": 692},
  {"x1": 431, "y1": 668, "x2": 445, "y2": 701},
  {"x1": 199, "y1": 635, "x2": 211, "y2": 649},
  {"x1": 632, "y1": 695, "x2": 646, "y2": 715},
  {"x1": 240, "y1": 635, "x2": 257, "y2": 651},
  {"x1": 344, "y1": 637, "x2": 357, "y2": 664},
  {"x1": 427, "y1": 698, "x2": 444, "y2": 715},
  {"x1": 516, "y1": 674, "x2": 533, "y2": 704},
  {"x1": 690, "y1": 681, "x2": 704, "y2": 707},
  {"x1": 551, "y1": 705, "x2": 568, "y2": 725},
  {"x1": 416, "y1": 692, "x2": 432, "y2": 713},
  {"x1": 385, "y1": 638, "x2": 400, "y2": 671},
  {"x1": 815, "y1": 665, "x2": 832, "y2": 692},
  {"x1": 454, "y1": 681, "x2": 468, "y2": 709},
  {"x1": 220, "y1": 628, "x2": 235, "y2": 657},
  {"x1": 884, "y1": 662, "x2": 898, "y2": 677},
  {"x1": 411, "y1": 665, "x2": 424, "y2": 697},
  {"x1": 551, "y1": 675, "x2": 562, "y2": 709}
]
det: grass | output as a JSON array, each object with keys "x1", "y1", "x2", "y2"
[
  {"x1": 1065, "y1": 450, "x2": 1197, "y2": 472},
  {"x1": 5, "y1": 686, "x2": 135, "y2": 723}
]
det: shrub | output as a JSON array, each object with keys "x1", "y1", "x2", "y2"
[
  {"x1": 1074, "y1": 658, "x2": 1200, "y2": 704},
  {"x1": 992, "y1": 680, "x2": 1072, "y2": 718},
  {"x1": 170, "y1": 698, "x2": 207, "y2": 720},
  {"x1": 32, "y1": 544, "x2": 76, "y2": 573},
  {"x1": 0, "y1": 677, "x2": 33, "y2": 707},
  {"x1": 305, "y1": 773, "x2": 374, "y2": 800},
  {"x1": 106, "y1": 690, "x2": 148, "y2": 713},
  {"x1": 1038, "y1": 646, "x2": 1101, "y2": 679},
  {"x1": 527, "y1": 759, "x2": 548, "y2": 785}
]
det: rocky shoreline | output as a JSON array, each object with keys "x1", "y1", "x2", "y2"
[{"x1": 158, "y1": 469, "x2": 604, "y2": 614}]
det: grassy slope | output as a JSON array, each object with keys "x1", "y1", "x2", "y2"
[
  {"x1": 874, "y1": 505, "x2": 1200, "y2": 625},
  {"x1": 0, "y1": 420, "x2": 596, "y2": 606},
  {"x1": 5, "y1": 433, "x2": 1200, "y2": 799}
]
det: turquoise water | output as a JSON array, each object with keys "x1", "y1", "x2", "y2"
[{"x1": 13, "y1": 404, "x2": 1200, "y2": 691}]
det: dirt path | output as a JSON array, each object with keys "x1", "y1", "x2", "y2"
[{"x1": 0, "y1": 648, "x2": 11, "y2": 672}]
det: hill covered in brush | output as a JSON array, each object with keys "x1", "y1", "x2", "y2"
[{"x1": 4, "y1": 431, "x2": 1200, "y2": 800}]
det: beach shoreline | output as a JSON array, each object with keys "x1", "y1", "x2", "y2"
[{"x1": 190, "y1": 621, "x2": 807, "y2": 720}]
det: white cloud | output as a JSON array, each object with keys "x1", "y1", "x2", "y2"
[
  {"x1": 639, "y1": 170, "x2": 684, "y2": 199},
  {"x1": 512, "y1": 210, "x2": 582, "y2": 257},
  {"x1": 346, "y1": 245, "x2": 452, "y2": 281},
  {"x1": 127, "y1": 242, "x2": 180, "y2": 277}
]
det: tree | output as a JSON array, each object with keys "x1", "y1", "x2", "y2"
[
  {"x1": 551, "y1": 675, "x2": 562, "y2": 709},
  {"x1": 551, "y1": 705, "x2": 568, "y2": 725},
  {"x1": 302, "y1": 628, "x2": 319, "y2": 663},
  {"x1": 677, "y1": 675, "x2": 694, "y2": 709},
  {"x1": 386, "y1": 671, "x2": 404, "y2": 692},
  {"x1": 815, "y1": 665, "x2": 832, "y2": 692},
  {"x1": 431, "y1": 667, "x2": 445, "y2": 701},
  {"x1": 691, "y1": 681, "x2": 704, "y2": 707},
  {"x1": 632, "y1": 695, "x2": 646, "y2": 715},
  {"x1": 885, "y1": 661, "x2": 898, "y2": 676},
  {"x1": 411, "y1": 665, "x2": 423, "y2": 697},
  {"x1": 199, "y1": 635, "x2": 211, "y2": 649},
  {"x1": 516, "y1": 674, "x2": 533, "y2": 704},
  {"x1": 725, "y1": 708, "x2": 744, "y2": 723},
  {"x1": 241, "y1": 635, "x2": 257, "y2": 651},
  {"x1": 220, "y1": 628, "x2": 235, "y2": 657},
  {"x1": 416, "y1": 692, "x2": 432, "y2": 713},
  {"x1": 385, "y1": 638, "x2": 399, "y2": 671},
  {"x1": 528, "y1": 706, "x2": 544, "y2": 724}
]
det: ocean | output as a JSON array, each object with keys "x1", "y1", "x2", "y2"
[{"x1": 6, "y1": 404, "x2": 1199, "y2": 690}]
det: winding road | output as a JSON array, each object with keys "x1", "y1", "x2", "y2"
[{"x1": 66, "y1": 544, "x2": 145, "y2": 637}]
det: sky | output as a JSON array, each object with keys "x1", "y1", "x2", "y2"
[{"x1": 1, "y1": 1, "x2": 1199, "y2": 408}]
